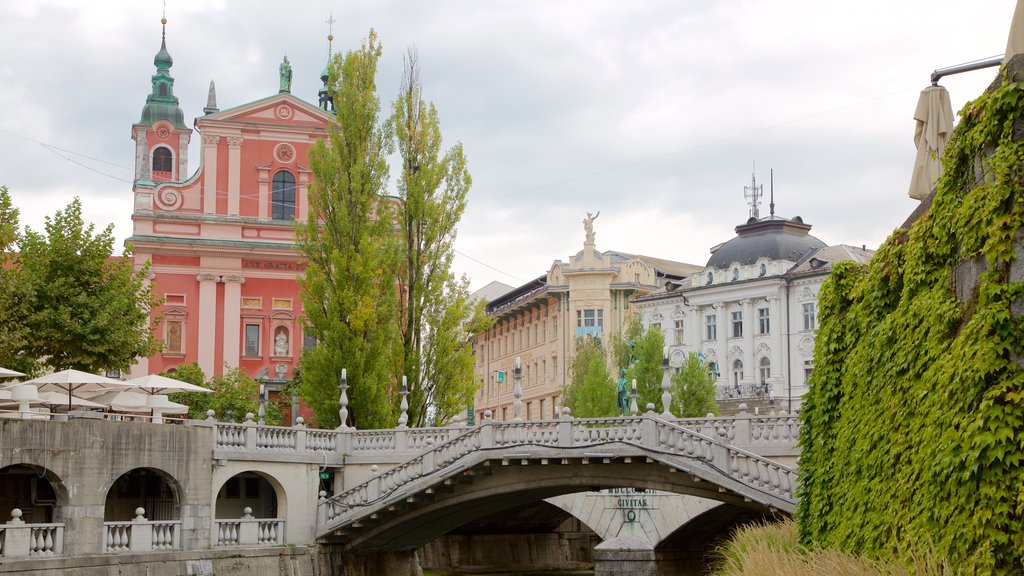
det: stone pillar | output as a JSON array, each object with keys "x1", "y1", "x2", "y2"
[
  {"x1": 770, "y1": 295, "x2": 784, "y2": 393},
  {"x1": 201, "y1": 135, "x2": 220, "y2": 214},
  {"x1": 222, "y1": 274, "x2": 245, "y2": 369},
  {"x1": 257, "y1": 165, "x2": 270, "y2": 220},
  {"x1": 196, "y1": 273, "x2": 219, "y2": 377},
  {"x1": 227, "y1": 136, "x2": 243, "y2": 216},
  {"x1": 177, "y1": 131, "x2": 190, "y2": 178},
  {"x1": 742, "y1": 298, "x2": 755, "y2": 385},
  {"x1": 297, "y1": 166, "x2": 311, "y2": 220},
  {"x1": 715, "y1": 303, "x2": 728, "y2": 381}
]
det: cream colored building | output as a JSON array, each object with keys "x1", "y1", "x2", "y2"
[{"x1": 472, "y1": 216, "x2": 701, "y2": 422}]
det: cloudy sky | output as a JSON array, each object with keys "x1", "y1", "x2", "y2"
[{"x1": 0, "y1": 1, "x2": 1016, "y2": 291}]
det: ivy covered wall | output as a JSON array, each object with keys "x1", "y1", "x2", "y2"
[{"x1": 797, "y1": 60, "x2": 1024, "y2": 574}]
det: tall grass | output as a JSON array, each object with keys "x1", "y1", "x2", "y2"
[{"x1": 712, "y1": 521, "x2": 968, "y2": 576}]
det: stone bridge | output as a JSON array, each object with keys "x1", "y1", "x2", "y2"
[
  {"x1": 0, "y1": 409, "x2": 799, "y2": 575},
  {"x1": 315, "y1": 414, "x2": 798, "y2": 552}
]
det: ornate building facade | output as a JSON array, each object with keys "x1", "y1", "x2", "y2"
[
  {"x1": 127, "y1": 21, "x2": 334, "y2": 411},
  {"x1": 634, "y1": 204, "x2": 873, "y2": 412},
  {"x1": 472, "y1": 215, "x2": 702, "y2": 422}
]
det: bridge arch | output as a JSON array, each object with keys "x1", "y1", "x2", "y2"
[
  {"x1": 328, "y1": 458, "x2": 783, "y2": 553},
  {"x1": 0, "y1": 463, "x2": 68, "y2": 524}
]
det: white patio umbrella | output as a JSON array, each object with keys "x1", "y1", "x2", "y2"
[
  {"x1": 85, "y1": 389, "x2": 190, "y2": 415},
  {"x1": 122, "y1": 374, "x2": 212, "y2": 395},
  {"x1": 1006, "y1": 0, "x2": 1024, "y2": 65},
  {"x1": 908, "y1": 84, "x2": 954, "y2": 201},
  {"x1": 0, "y1": 367, "x2": 24, "y2": 378},
  {"x1": 22, "y1": 369, "x2": 133, "y2": 412}
]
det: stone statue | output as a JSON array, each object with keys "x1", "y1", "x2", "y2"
[
  {"x1": 279, "y1": 56, "x2": 293, "y2": 94},
  {"x1": 584, "y1": 211, "x2": 600, "y2": 244},
  {"x1": 275, "y1": 329, "x2": 288, "y2": 356}
]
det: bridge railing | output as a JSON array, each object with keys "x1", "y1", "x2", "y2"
[
  {"x1": 211, "y1": 411, "x2": 799, "y2": 464},
  {"x1": 318, "y1": 413, "x2": 799, "y2": 529},
  {"x1": 0, "y1": 509, "x2": 64, "y2": 558}
]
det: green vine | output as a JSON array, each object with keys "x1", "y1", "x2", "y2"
[{"x1": 797, "y1": 67, "x2": 1024, "y2": 575}]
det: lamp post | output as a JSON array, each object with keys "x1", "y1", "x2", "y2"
[
  {"x1": 629, "y1": 379, "x2": 639, "y2": 417},
  {"x1": 397, "y1": 376, "x2": 409, "y2": 428},
  {"x1": 337, "y1": 369, "x2": 349, "y2": 430}
]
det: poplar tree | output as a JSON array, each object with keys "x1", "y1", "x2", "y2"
[
  {"x1": 390, "y1": 50, "x2": 488, "y2": 426},
  {"x1": 670, "y1": 352, "x2": 719, "y2": 417},
  {"x1": 296, "y1": 30, "x2": 400, "y2": 429},
  {"x1": 562, "y1": 338, "x2": 618, "y2": 417},
  {"x1": 0, "y1": 186, "x2": 31, "y2": 375}
]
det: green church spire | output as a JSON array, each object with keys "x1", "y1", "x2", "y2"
[{"x1": 140, "y1": 16, "x2": 186, "y2": 129}]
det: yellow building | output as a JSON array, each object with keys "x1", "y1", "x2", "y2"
[{"x1": 472, "y1": 214, "x2": 701, "y2": 421}]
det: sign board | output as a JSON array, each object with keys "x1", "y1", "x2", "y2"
[{"x1": 496, "y1": 371, "x2": 505, "y2": 383}]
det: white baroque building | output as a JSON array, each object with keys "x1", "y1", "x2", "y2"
[{"x1": 634, "y1": 213, "x2": 872, "y2": 412}]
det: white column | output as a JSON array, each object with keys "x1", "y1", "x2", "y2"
[
  {"x1": 297, "y1": 168, "x2": 311, "y2": 221},
  {"x1": 227, "y1": 137, "x2": 243, "y2": 216},
  {"x1": 258, "y1": 167, "x2": 270, "y2": 220},
  {"x1": 222, "y1": 274, "x2": 245, "y2": 370},
  {"x1": 770, "y1": 296, "x2": 784, "y2": 392},
  {"x1": 201, "y1": 135, "x2": 220, "y2": 214},
  {"x1": 715, "y1": 303, "x2": 728, "y2": 380},
  {"x1": 196, "y1": 273, "x2": 219, "y2": 378},
  {"x1": 742, "y1": 298, "x2": 755, "y2": 385},
  {"x1": 177, "y1": 131, "x2": 190, "y2": 178}
]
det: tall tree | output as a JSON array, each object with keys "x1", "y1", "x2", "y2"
[
  {"x1": 670, "y1": 352, "x2": 719, "y2": 417},
  {"x1": 562, "y1": 338, "x2": 618, "y2": 417},
  {"x1": 12, "y1": 197, "x2": 159, "y2": 373},
  {"x1": 296, "y1": 30, "x2": 400, "y2": 429},
  {"x1": 0, "y1": 186, "x2": 32, "y2": 374},
  {"x1": 390, "y1": 49, "x2": 483, "y2": 426}
]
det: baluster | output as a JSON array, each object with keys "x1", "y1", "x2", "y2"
[{"x1": 44, "y1": 528, "x2": 53, "y2": 553}]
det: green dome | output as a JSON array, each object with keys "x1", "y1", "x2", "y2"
[{"x1": 139, "y1": 27, "x2": 187, "y2": 129}]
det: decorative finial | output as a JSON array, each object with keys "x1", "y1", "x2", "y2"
[
  {"x1": 326, "y1": 12, "x2": 337, "y2": 51},
  {"x1": 204, "y1": 80, "x2": 218, "y2": 115},
  {"x1": 769, "y1": 169, "x2": 775, "y2": 217},
  {"x1": 161, "y1": 0, "x2": 167, "y2": 29}
]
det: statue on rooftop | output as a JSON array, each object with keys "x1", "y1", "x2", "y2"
[
  {"x1": 584, "y1": 211, "x2": 600, "y2": 244},
  {"x1": 279, "y1": 55, "x2": 293, "y2": 94}
]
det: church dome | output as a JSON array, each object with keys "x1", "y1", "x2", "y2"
[{"x1": 706, "y1": 216, "x2": 826, "y2": 269}]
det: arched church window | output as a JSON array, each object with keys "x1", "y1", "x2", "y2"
[
  {"x1": 152, "y1": 147, "x2": 173, "y2": 173},
  {"x1": 272, "y1": 171, "x2": 296, "y2": 220}
]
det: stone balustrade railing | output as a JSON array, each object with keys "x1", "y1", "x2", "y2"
[
  {"x1": 102, "y1": 508, "x2": 181, "y2": 552},
  {"x1": 211, "y1": 412, "x2": 799, "y2": 464},
  {"x1": 0, "y1": 509, "x2": 63, "y2": 558},
  {"x1": 317, "y1": 413, "x2": 800, "y2": 531},
  {"x1": 214, "y1": 508, "x2": 285, "y2": 546}
]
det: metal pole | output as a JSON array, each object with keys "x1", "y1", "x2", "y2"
[{"x1": 931, "y1": 55, "x2": 1003, "y2": 85}]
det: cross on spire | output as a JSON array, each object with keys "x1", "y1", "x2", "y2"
[{"x1": 326, "y1": 12, "x2": 336, "y2": 56}]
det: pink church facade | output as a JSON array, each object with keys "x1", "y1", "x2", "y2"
[{"x1": 127, "y1": 24, "x2": 334, "y2": 415}]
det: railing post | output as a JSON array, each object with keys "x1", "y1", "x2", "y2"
[
  {"x1": 294, "y1": 417, "x2": 307, "y2": 452},
  {"x1": 4, "y1": 509, "x2": 30, "y2": 558},
  {"x1": 130, "y1": 508, "x2": 152, "y2": 551},
  {"x1": 337, "y1": 428, "x2": 352, "y2": 457},
  {"x1": 244, "y1": 413, "x2": 257, "y2": 451},
  {"x1": 238, "y1": 507, "x2": 257, "y2": 545},
  {"x1": 734, "y1": 414, "x2": 751, "y2": 445},
  {"x1": 642, "y1": 414, "x2": 658, "y2": 449},
  {"x1": 480, "y1": 419, "x2": 494, "y2": 449},
  {"x1": 317, "y1": 491, "x2": 327, "y2": 527},
  {"x1": 557, "y1": 408, "x2": 573, "y2": 447}
]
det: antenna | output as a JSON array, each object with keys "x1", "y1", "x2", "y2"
[
  {"x1": 769, "y1": 169, "x2": 775, "y2": 216},
  {"x1": 743, "y1": 163, "x2": 763, "y2": 219}
]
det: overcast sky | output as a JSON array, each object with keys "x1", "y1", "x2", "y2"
[{"x1": 0, "y1": 1, "x2": 1016, "y2": 291}]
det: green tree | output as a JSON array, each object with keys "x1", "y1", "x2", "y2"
[
  {"x1": 562, "y1": 339, "x2": 617, "y2": 417},
  {"x1": 670, "y1": 352, "x2": 719, "y2": 417},
  {"x1": 12, "y1": 197, "x2": 159, "y2": 373},
  {"x1": 165, "y1": 363, "x2": 282, "y2": 424},
  {"x1": 614, "y1": 315, "x2": 666, "y2": 412},
  {"x1": 0, "y1": 186, "x2": 32, "y2": 375},
  {"x1": 296, "y1": 29, "x2": 400, "y2": 430},
  {"x1": 390, "y1": 49, "x2": 483, "y2": 426}
]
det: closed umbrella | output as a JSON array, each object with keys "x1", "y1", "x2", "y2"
[
  {"x1": 22, "y1": 369, "x2": 133, "y2": 412},
  {"x1": 908, "y1": 84, "x2": 954, "y2": 201}
]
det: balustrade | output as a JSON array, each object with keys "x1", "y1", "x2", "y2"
[
  {"x1": 102, "y1": 508, "x2": 181, "y2": 553},
  {"x1": 0, "y1": 509, "x2": 63, "y2": 558},
  {"x1": 214, "y1": 508, "x2": 285, "y2": 547}
]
